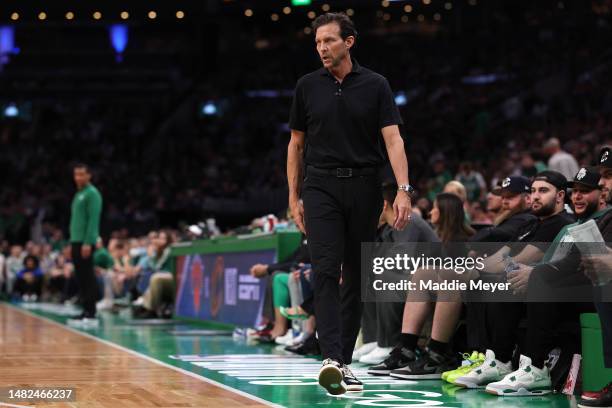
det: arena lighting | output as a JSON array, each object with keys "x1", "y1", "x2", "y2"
[
  {"x1": 292, "y1": 0, "x2": 312, "y2": 5},
  {"x1": 38, "y1": 12, "x2": 47, "y2": 21},
  {"x1": 202, "y1": 102, "x2": 217, "y2": 115},
  {"x1": 176, "y1": 10, "x2": 185, "y2": 19},
  {"x1": 245, "y1": 9, "x2": 253, "y2": 17},
  {"x1": 66, "y1": 12, "x2": 75, "y2": 20},
  {"x1": 394, "y1": 92, "x2": 408, "y2": 106},
  {"x1": 0, "y1": 25, "x2": 16, "y2": 70},
  {"x1": 10, "y1": 12, "x2": 19, "y2": 21},
  {"x1": 322, "y1": 4, "x2": 330, "y2": 12},
  {"x1": 109, "y1": 24, "x2": 128, "y2": 63},
  {"x1": 148, "y1": 11, "x2": 157, "y2": 19},
  {"x1": 93, "y1": 11, "x2": 102, "y2": 20},
  {"x1": 4, "y1": 104, "x2": 18, "y2": 117},
  {"x1": 120, "y1": 11, "x2": 129, "y2": 20}
]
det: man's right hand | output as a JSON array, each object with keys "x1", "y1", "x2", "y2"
[{"x1": 289, "y1": 199, "x2": 306, "y2": 234}]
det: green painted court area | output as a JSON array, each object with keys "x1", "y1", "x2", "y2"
[{"x1": 16, "y1": 303, "x2": 577, "y2": 408}]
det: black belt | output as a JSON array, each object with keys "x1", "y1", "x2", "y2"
[{"x1": 306, "y1": 165, "x2": 377, "y2": 178}]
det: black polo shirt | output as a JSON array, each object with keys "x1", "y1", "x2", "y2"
[{"x1": 289, "y1": 60, "x2": 403, "y2": 169}]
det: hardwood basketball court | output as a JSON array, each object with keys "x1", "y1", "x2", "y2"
[{"x1": 0, "y1": 302, "x2": 576, "y2": 408}]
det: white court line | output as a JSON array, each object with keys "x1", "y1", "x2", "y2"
[
  {"x1": 0, "y1": 402, "x2": 35, "y2": 408},
  {"x1": 4, "y1": 304, "x2": 283, "y2": 408}
]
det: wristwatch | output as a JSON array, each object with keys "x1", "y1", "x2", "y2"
[{"x1": 398, "y1": 184, "x2": 415, "y2": 195}]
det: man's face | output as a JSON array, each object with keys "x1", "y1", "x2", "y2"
[
  {"x1": 599, "y1": 168, "x2": 612, "y2": 204},
  {"x1": 73, "y1": 167, "x2": 91, "y2": 189},
  {"x1": 501, "y1": 193, "x2": 524, "y2": 212},
  {"x1": 571, "y1": 185, "x2": 601, "y2": 217},
  {"x1": 531, "y1": 181, "x2": 559, "y2": 217},
  {"x1": 315, "y1": 22, "x2": 351, "y2": 69}
]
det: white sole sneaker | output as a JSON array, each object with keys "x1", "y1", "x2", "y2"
[
  {"x1": 485, "y1": 387, "x2": 551, "y2": 396},
  {"x1": 318, "y1": 364, "x2": 346, "y2": 395},
  {"x1": 346, "y1": 384, "x2": 363, "y2": 392}
]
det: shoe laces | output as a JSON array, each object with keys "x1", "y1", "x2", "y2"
[
  {"x1": 342, "y1": 365, "x2": 357, "y2": 380},
  {"x1": 322, "y1": 358, "x2": 341, "y2": 367}
]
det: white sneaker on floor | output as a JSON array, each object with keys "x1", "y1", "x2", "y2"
[
  {"x1": 67, "y1": 316, "x2": 99, "y2": 329},
  {"x1": 454, "y1": 349, "x2": 513, "y2": 389},
  {"x1": 485, "y1": 355, "x2": 552, "y2": 396},
  {"x1": 352, "y1": 342, "x2": 377, "y2": 361},
  {"x1": 96, "y1": 299, "x2": 113, "y2": 311},
  {"x1": 286, "y1": 332, "x2": 308, "y2": 347},
  {"x1": 359, "y1": 346, "x2": 394, "y2": 365},
  {"x1": 275, "y1": 330, "x2": 296, "y2": 345}
]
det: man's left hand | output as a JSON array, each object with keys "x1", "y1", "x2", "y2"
[
  {"x1": 81, "y1": 244, "x2": 92, "y2": 259},
  {"x1": 393, "y1": 192, "x2": 412, "y2": 230},
  {"x1": 508, "y1": 264, "x2": 533, "y2": 295}
]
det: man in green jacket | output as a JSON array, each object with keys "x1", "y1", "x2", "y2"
[{"x1": 67, "y1": 163, "x2": 103, "y2": 326}]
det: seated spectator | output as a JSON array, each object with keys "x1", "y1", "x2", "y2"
[
  {"x1": 132, "y1": 230, "x2": 176, "y2": 319},
  {"x1": 371, "y1": 193, "x2": 474, "y2": 379},
  {"x1": 13, "y1": 255, "x2": 44, "y2": 301},
  {"x1": 544, "y1": 137, "x2": 580, "y2": 181},
  {"x1": 456, "y1": 161, "x2": 487, "y2": 202},
  {"x1": 358, "y1": 182, "x2": 439, "y2": 370},
  {"x1": 249, "y1": 234, "x2": 309, "y2": 340},
  {"x1": 5, "y1": 245, "x2": 24, "y2": 295}
]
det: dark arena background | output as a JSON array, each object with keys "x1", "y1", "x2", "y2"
[{"x1": 1, "y1": 1, "x2": 611, "y2": 407}]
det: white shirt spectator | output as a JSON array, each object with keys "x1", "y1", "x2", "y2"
[{"x1": 548, "y1": 150, "x2": 580, "y2": 181}]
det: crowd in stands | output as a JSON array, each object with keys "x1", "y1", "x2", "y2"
[
  {"x1": 2, "y1": 2, "x2": 612, "y2": 241},
  {"x1": 0, "y1": 227, "x2": 180, "y2": 319}
]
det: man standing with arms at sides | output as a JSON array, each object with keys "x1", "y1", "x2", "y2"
[
  {"x1": 287, "y1": 12, "x2": 412, "y2": 395},
  {"x1": 67, "y1": 163, "x2": 103, "y2": 328}
]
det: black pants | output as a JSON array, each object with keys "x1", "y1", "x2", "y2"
[
  {"x1": 303, "y1": 171, "x2": 382, "y2": 364},
  {"x1": 376, "y1": 302, "x2": 405, "y2": 348},
  {"x1": 361, "y1": 301, "x2": 378, "y2": 345},
  {"x1": 72, "y1": 243, "x2": 98, "y2": 316},
  {"x1": 14, "y1": 276, "x2": 43, "y2": 296},
  {"x1": 525, "y1": 264, "x2": 595, "y2": 367},
  {"x1": 595, "y1": 297, "x2": 612, "y2": 367},
  {"x1": 486, "y1": 302, "x2": 525, "y2": 363}
]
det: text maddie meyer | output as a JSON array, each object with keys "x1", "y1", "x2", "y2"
[{"x1": 372, "y1": 279, "x2": 511, "y2": 293}]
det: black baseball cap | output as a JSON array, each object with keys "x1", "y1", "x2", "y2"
[
  {"x1": 568, "y1": 166, "x2": 601, "y2": 190},
  {"x1": 500, "y1": 176, "x2": 531, "y2": 196},
  {"x1": 533, "y1": 170, "x2": 567, "y2": 191},
  {"x1": 598, "y1": 147, "x2": 612, "y2": 169}
]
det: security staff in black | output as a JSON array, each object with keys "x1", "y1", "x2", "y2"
[{"x1": 287, "y1": 13, "x2": 412, "y2": 395}]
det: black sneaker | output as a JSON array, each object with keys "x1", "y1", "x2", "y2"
[
  {"x1": 368, "y1": 346, "x2": 418, "y2": 376},
  {"x1": 342, "y1": 365, "x2": 363, "y2": 392},
  {"x1": 390, "y1": 347, "x2": 460, "y2": 380},
  {"x1": 318, "y1": 359, "x2": 346, "y2": 395}
]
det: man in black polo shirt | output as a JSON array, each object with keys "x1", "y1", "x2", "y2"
[{"x1": 287, "y1": 12, "x2": 411, "y2": 395}]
